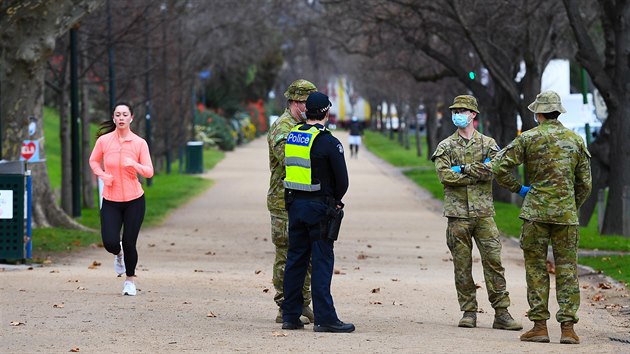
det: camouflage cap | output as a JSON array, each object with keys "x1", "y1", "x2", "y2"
[
  {"x1": 528, "y1": 90, "x2": 566, "y2": 113},
  {"x1": 284, "y1": 79, "x2": 317, "y2": 101},
  {"x1": 449, "y1": 95, "x2": 480, "y2": 113}
]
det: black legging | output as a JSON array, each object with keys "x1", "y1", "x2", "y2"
[{"x1": 100, "y1": 195, "x2": 145, "y2": 277}]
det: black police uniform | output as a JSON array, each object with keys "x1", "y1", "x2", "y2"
[{"x1": 282, "y1": 122, "x2": 350, "y2": 329}]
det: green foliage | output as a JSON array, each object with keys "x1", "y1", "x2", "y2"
[
  {"x1": 195, "y1": 110, "x2": 236, "y2": 151},
  {"x1": 579, "y1": 255, "x2": 630, "y2": 286}
]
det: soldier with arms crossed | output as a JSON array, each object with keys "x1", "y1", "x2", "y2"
[{"x1": 432, "y1": 95, "x2": 522, "y2": 331}]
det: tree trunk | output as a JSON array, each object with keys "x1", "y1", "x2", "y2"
[
  {"x1": 0, "y1": 0, "x2": 103, "y2": 229},
  {"x1": 601, "y1": 102, "x2": 630, "y2": 234},
  {"x1": 80, "y1": 28, "x2": 94, "y2": 209},
  {"x1": 59, "y1": 55, "x2": 72, "y2": 214},
  {"x1": 425, "y1": 99, "x2": 439, "y2": 160}
]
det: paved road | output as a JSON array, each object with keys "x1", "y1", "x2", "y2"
[{"x1": 1, "y1": 132, "x2": 628, "y2": 353}]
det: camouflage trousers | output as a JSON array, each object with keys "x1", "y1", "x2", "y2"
[
  {"x1": 520, "y1": 220, "x2": 580, "y2": 323},
  {"x1": 446, "y1": 217, "x2": 511, "y2": 312},
  {"x1": 271, "y1": 213, "x2": 311, "y2": 307}
]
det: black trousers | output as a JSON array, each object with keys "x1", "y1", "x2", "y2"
[{"x1": 100, "y1": 195, "x2": 145, "y2": 277}]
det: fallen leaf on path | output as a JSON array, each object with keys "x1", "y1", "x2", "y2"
[
  {"x1": 183, "y1": 302, "x2": 191, "y2": 304},
  {"x1": 205, "y1": 251, "x2": 215, "y2": 255},
  {"x1": 69, "y1": 347, "x2": 80, "y2": 352},
  {"x1": 591, "y1": 293, "x2": 605, "y2": 301},
  {"x1": 391, "y1": 278, "x2": 399, "y2": 282},
  {"x1": 10, "y1": 321, "x2": 25, "y2": 326},
  {"x1": 354, "y1": 267, "x2": 360, "y2": 270},
  {"x1": 68, "y1": 279, "x2": 79, "y2": 283},
  {"x1": 88, "y1": 261, "x2": 101, "y2": 269},
  {"x1": 605, "y1": 304, "x2": 622, "y2": 309},
  {"x1": 53, "y1": 303, "x2": 65, "y2": 308},
  {"x1": 392, "y1": 301, "x2": 402, "y2": 306},
  {"x1": 272, "y1": 331, "x2": 287, "y2": 337},
  {"x1": 263, "y1": 238, "x2": 268, "y2": 242},
  {"x1": 581, "y1": 284, "x2": 591, "y2": 289},
  {"x1": 170, "y1": 243, "x2": 175, "y2": 246},
  {"x1": 371, "y1": 288, "x2": 380, "y2": 293},
  {"x1": 50, "y1": 270, "x2": 59, "y2": 273},
  {"x1": 598, "y1": 282, "x2": 613, "y2": 289},
  {"x1": 334, "y1": 269, "x2": 345, "y2": 275},
  {"x1": 194, "y1": 269, "x2": 204, "y2": 272},
  {"x1": 357, "y1": 253, "x2": 368, "y2": 260},
  {"x1": 263, "y1": 288, "x2": 270, "y2": 293},
  {"x1": 442, "y1": 258, "x2": 453, "y2": 262},
  {"x1": 255, "y1": 270, "x2": 262, "y2": 274},
  {"x1": 76, "y1": 287, "x2": 87, "y2": 290},
  {"x1": 367, "y1": 244, "x2": 372, "y2": 248},
  {"x1": 43, "y1": 257, "x2": 53, "y2": 265},
  {"x1": 207, "y1": 312, "x2": 217, "y2": 317},
  {"x1": 475, "y1": 283, "x2": 482, "y2": 289},
  {"x1": 370, "y1": 301, "x2": 382, "y2": 305},
  {"x1": 148, "y1": 244, "x2": 156, "y2": 247}
]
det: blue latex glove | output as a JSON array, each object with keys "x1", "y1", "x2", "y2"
[
  {"x1": 451, "y1": 166, "x2": 462, "y2": 173},
  {"x1": 519, "y1": 185, "x2": 531, "y2": 198},
  {"x1": 484, "y1": 157, "x2": 491, "y2": 163}
]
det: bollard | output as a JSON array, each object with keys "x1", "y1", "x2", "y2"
[
  {"x1": 623, "y1": 186, "x2": 630, "y2": 238},
  {"x1": 598, "y1": 189, "x2": 606, "y2": 234}
]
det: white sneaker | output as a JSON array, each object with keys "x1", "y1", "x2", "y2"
[
  {"x1": 114, "y1": 242, "x2": 125, "y2": 276},
  {"x1": 122, "y1": 281, "x2": 136, "y2": 296}
]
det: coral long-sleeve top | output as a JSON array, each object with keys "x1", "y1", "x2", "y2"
[{"x1": 89, "y1": 131, "x2": 154, "y2": 202}]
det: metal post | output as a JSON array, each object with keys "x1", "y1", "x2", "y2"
[
  {"x1": 144, "y1": 6, "x2": 153, "y2": 187},
  {"x1": 25, "y1": 171, "x2": 32, "y2": 259},
  {"x1": 585, "y1": 123, "x2": 591, "y2": 147},
  {"x1": 107, "y1": 0, "x2": 116, "y2": 111},
  {"x1": 623, "y1": 186, "x2": 630, "y2": 238},
  {"x1": 70, "y1": 27, "x2": 81, "y2": 217},
  {"x1": 597, "y1": 189, "x2": 606, "y2": 234}
]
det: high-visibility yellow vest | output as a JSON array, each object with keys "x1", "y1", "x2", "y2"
[{"x1": 283, "y1": 124, "x2": 324, "y2": 191}]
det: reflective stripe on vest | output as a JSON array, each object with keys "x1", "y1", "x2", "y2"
[{"x1": 284, "y1": 125, "x2": 322, "y2": 192}]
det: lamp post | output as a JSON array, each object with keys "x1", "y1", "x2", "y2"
[
  {"x1": 161, "y1": 2, "x2": 171, "y2": 174},
  {"x1": 144, "y1": 6, "x2": 153, "y2": 186}
]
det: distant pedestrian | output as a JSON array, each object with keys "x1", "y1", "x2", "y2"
[
  {"x1": 266, "y1": 79, "x2": 317, "y2": 324},
  {"x1": 493, "y1": 91, "x2": 592, "y2": 344},
  {"x1": 431, "y1": 95, "x2": 522, "y2": 331},
  {"x1": 281, "y1": 92, "x2": 354, "y2": 333},
  {"x1": 348, "y1": 116, "x2": 363, "y2": 158},
  {"x1": 89, "y1": 102, "x2": 154, "y2": 296}
]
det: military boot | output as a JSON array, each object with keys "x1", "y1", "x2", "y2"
[
  {"x1": 302, "y1": 305, "x2": 315, "y2": 323},
  {"x1": 458, "y1": 311, "x2": 477, "y2": 328},
  {"x1": 275, "y1": 308, "x2": 310, "y2": 324},
  {"x1": 560, "y1": 321, "x2": 580, "y2": 344},
  {"x1": 519, "y1": 320, "x2": 550, "y2": 343},
  {"x1": 492, "y1": 308, "x2": 523, "y2": 330}
]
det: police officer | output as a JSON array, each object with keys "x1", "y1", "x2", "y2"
[
  {"x1": 267, "y1": 79, "x2": 316, "y2": 324},
  {"x1": 281, "y1": 92, "x2": 354, "y2": 333},
  {"x1": 348, "y1": 116, "x2": 363, "y2": 158},
  {"x1": 431, "y1": 95, "x2": 521, "y2": 331},
  {"x1": 492, "y1": 91, "x2": 592, "y2": 344}
]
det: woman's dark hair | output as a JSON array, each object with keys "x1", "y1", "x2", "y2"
[
  {"x1": 541, "y1": 111, "x2": 561, "y2": 120},
  {"x1": 96, "y1": 102, "x2": 134, "y2": 138}
]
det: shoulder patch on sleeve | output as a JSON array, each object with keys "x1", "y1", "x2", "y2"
[
  {"x1": 337, "y1": 143, "x2": 344, "y2": 154},
  {"x1": 430, "y1": 145, "x2": 445, "y2": 161},
  {"x1": 274, "y1": 133, "x2": 285, "y2": 144}
]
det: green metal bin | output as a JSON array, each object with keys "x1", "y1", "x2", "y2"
[{"x1": 186, "y1": 141, "x2": 204, "y2": 174}]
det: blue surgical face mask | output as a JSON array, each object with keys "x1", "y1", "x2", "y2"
[{"x1": 452, "y1": 113, "x2": 470, "y2": 128}]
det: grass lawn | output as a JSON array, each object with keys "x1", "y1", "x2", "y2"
[
  {"x1": 364, "y1": 130, "x2": 630, "y2": 283},
  {"x1": 30, "y1": 107, "x2": 224, "y2": 257}
]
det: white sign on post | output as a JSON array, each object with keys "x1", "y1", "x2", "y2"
[{"x1": 0, "y1": 190, "x2": 14, "y2": 219}]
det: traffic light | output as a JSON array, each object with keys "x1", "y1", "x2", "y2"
[{"x1": 468, "y1": 71, "x2": 476, "y2": 80}]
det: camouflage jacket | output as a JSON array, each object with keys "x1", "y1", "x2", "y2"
[
  {"x1": 267, "y1": 108, "x2": 300, "y2": 214},
  {"x1": 431, "y1": 130, "x2": 500, "y2": 218},
  {"x1": 492, "y1": 119, "x2": 592, "y2": 225}
]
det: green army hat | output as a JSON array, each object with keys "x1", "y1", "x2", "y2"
[
  {"x1": 449, "y1": 95, "x2": 480, "y2": 113},
  {"x1": 284, "y1": 79, "x2": 317, "y2": 102},
  {"x1": 528, "y1": 90, "x2": 567, "y2": 113}
]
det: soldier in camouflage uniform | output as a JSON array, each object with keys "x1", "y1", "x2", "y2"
[
  {"x1": 267, "y1": 79, "x2": 317, "y2": 324},
  {"x1": 432, "y1": 95, "x2": 522, "y2": 331},
  {"x1": 492, "y1": 91, "x2": 592, "y2": 344}
]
